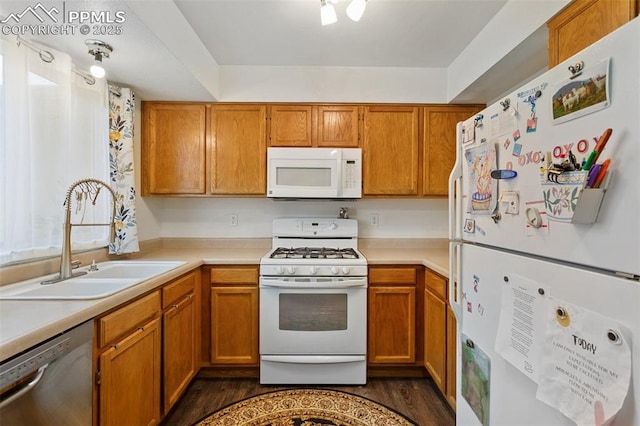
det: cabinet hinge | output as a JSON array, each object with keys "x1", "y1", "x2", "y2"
[{"x1": 95, "y1": 370, "x2": 102, "y2": 386}]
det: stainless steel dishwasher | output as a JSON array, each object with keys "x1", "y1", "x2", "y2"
[{"x1": 0, "y1": 320, "x2": 93, "y2": 425}]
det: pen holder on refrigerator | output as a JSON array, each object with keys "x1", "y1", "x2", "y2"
[{"x1": 540, "y1": 170, "x2": 610, "y2": 224}]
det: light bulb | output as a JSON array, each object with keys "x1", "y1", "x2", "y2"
[
  {"x1": 90, "y1": 62, "x2": 105, "y2": 78},
  {"x1": 346, "y1": 0, "x2": 367, "y2": 21},
  {"x1": 320, "y1": 0, "x2": 337, "y2": 25}
]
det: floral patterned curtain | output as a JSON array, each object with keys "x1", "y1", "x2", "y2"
[{"x1": 108, "y1": 85, "x2": 139, "y2": 254}]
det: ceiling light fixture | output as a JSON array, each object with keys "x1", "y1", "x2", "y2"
[
  {"x1": 320, "y1": 0, "x2": 368, "y2": 25},
  {"x1": 346, "y1": 0, "x2": 367, "y2": 21},
  {"x1": 85, "y1": 39, "x2": 113, "y2": 79},
  {"x1": 320, "y1": 0, "x2": 337, "y2": 26}
]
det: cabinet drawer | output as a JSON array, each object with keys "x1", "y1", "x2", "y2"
[
  {"x1": 369, "y1": 267, "x2": 416, "y2": 285},
  {"x1": 425, "y1": 269, "x2": 447, "y2": 300},
  {"x1": 210, "y1": 267, "x2": 258, "y2": 285},
  {"x1": 98, "y1": 291, "x2": 161, "y2": 348},
  {"x1": 163, "y1": 271, "x2": 197, "y2": 308}
]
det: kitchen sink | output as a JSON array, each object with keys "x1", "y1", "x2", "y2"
[
  {"x1": 80, "y1": 261, "x2": 186, "y2": 279},
  {"x1": 0, "y1": 261, "x2": 186, "y2": 300}
]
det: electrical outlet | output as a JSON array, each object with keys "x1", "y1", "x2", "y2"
[
  {"x1": 370, "y1": 214, "x2": 379, "y2": 226},
  {"x1": 230, "y1": 214, "x2": 238, "y2": 227}
]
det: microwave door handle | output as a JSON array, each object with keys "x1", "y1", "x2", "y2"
[{"x1": 336, "y1": 150, "x2": 343, "y2": 197}]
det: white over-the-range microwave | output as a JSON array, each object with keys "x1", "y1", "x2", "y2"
[{"x1": 267, "y1": 147, "x2": 362, "y2": 199}]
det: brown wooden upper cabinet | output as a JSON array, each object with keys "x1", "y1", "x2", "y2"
[
  {"x1": 210, "y1": 104, "x2": 267, "y2": 195},
  {"x1": 142, "y1": 102, "x2": 268, "y2": 196},
  {"x1": 363, "y1": 105, "x2": 419, "y2": 196},
  {"x1": 142, "y1": 103, "x2": 207, "y2": 195},
  {"x1": 422, "y1": 105, "x2": 484, "y2": 196},
  {"x1": 268, "y1": 104, "x2": 361, "y2": 147},
  {"x1": 548, "y1": 0, "x2": 639, "y2": 67},
  {"x1": 316, "y1": 105, "x2": 361, "y2": 147},
  {"x1": 268, "y1": 105, "x2": 314, "y2": 147}
]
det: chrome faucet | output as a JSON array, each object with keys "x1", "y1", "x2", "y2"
[{"x1": 42, "y1": 178, "x2": 117, "y2": 284}]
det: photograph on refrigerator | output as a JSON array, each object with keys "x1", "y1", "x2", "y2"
[{"x1": 552, "y1": 59, "x2": 610, "y2": 125}]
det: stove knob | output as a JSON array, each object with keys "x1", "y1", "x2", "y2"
[
  {"x1": 276, "y1": 266, "x2": 285, "y2": 275},
  {"x1": 309, "y1": 266, "x2": 317, "y2": 275},
  {"x1": 287, "y1": 266, "x2": 296, "y2": 274},
  {"x1": 330, "y1": 267, "x2": 339, "y2": 275},
  {"x1": 330, "y1": 223, "x2": 338, "y2": 230},
  {"x1": 342, "y1": 267, "x2": 350, "y2": 275}
]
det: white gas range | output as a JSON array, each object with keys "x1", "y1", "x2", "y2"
[{"x1": 259, "y1": 218, "x2": 368, "y2": 385}]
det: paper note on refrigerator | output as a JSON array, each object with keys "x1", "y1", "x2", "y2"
[
  {"x1": 535, "y1": 298, "x2": 631, "y2": 426},
  {"x1": 495, "y1": 274, "x2": 549, "y2": 383}
]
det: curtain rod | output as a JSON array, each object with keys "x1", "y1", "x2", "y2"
[
  {"x1": 16, "y1": 35, "x2": 98, "y2": 86},
  {"x1": 16, "y1": 35, "x2": 54, "y2": 63}
]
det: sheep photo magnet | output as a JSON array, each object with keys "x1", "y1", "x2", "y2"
[{"x1": 551, "y1": 58, "x2": 610, "y2": 125}]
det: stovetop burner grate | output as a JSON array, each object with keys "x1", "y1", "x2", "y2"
[{"x1": 270, "y1": 247, "x2": 359, "y2": 260}]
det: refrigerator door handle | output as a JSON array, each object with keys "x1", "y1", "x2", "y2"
[
  {"x1": 448, "y1": 241, "x2": 463, "y2": 322},
  {"x1": 448, "y1": 122, "x2": 464, "y2": 241}
]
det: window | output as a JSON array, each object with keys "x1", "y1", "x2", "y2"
[{"x1": 0, "y1": 40, "x2": 109, "y2": 265}]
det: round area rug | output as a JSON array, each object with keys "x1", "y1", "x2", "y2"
[{"x1": 194, "y1": 388, "x2": 418, "y2": 426}]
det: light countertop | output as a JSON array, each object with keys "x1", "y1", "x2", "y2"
[{"x1": 0, "y1": 245, "x2": 448, "y2": 362}]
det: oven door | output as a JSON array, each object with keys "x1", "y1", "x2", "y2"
[{"x1": 259, "y1": 276, "x2": 367, "y2": 355}]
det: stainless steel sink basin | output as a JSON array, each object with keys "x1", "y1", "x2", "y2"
[{"x1": 0, "y1": 261, "x2": 186, "y2": 300}]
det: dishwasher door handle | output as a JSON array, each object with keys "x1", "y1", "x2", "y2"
[{"x1": 0, "y1": 364, "x2": 49, "y2": 409}]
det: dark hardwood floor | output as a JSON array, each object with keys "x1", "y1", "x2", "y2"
[{"x1": 162, "y1": 377, "x2": 455, "y2": 425}]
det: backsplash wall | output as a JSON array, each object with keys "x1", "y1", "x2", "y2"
[{"x1": 149, "y1": 197, "x2": 448, "y2": 239}]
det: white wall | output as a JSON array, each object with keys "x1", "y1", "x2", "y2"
[
  {"x1": 447, "y1": 0, "x2": 570, "y2": 102},
  {"x1": 219, "y1": 66, "x2": 448, "y2": 103},
  {"x1": 133, "y1": 97, "x2": 162, "y2": 242},
  {"x1": 153, "y1": 197, "x2": 448, "y2": 239}
]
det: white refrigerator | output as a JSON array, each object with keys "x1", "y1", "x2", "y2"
[{"x1": 448, "y1": 17, "x2": 640, "y2": 426}]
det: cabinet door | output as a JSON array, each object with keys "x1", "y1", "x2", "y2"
[
  {"x1": 548, "y1": 0, "x2": 638, "y2": 67},
  {"x1": 424, "y1": 288, "x2": 447, "y2": 394},
  {"x1": 99, "y1": 317, "x2": 161, "y2": 426},
  {"x1": 317, "y1": 105, "x2": 360, "y2": 147},
  {"x1": 446, "y1": 304, "x2": 457, "y2": 410},
  {"x1": 163, "y1": 293, "x2": 196, "y2": 411},
  {"x1": 210, "y1": 104, "x2": 267, "y2": 194},
  {"x1": 211, "y1": 287, "x2": 258, "y2": 364},
  {"x1": 143, "y1": 103, "x2": 206, "y2": 195},
  {"x1": 368, "y1": 286, "x2": 416, "y2": 364},
  {"x1": 423, "y1": 105, "x2": 483, "y2": 196},
  {"x1": 269, "y1": 105, "x2": 314, "y2": 147},
  {"x1": 363, "y1": 106, "x2": 419, "y2": 195}
]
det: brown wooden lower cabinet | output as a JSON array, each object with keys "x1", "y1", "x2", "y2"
[
  {"x1": 209, "y1": 266, "x2": 259, "y2": 365},
  {"x1": 95, "y1": 270, "x2": 201, "y2": 425},
  {"x1": 162, "y1": 270, "x2": 199, "y2": 411},
  {"x1": 98, "y1": 316, "x2": 162, "y2": 426},
  {"x1": 93, "y1": 262, "x2": 459, "y2": 423},
  {"x1": 424, "y1": 287, "x2": 446, "y2": 393},
  {"x1": 210, "y1": 286, "x2": 259, "y2": 364},
  {"x1": 368, "y1": 266, "x2": 420, "y2": 366},
  {"x1": 424, "y1": 268, "x2": 457, "y2": 410}
]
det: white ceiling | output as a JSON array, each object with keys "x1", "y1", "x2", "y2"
[
  {"x1": 174, "y1": 0, "x2": 507, "y2": 67},
  {"x1": 0, "y1": 0, "x2": 553, "y2": 102}
]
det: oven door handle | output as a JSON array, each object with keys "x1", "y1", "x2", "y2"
[
  {"x1": 261, "y1": 355, "x2": 366, "y2": 364},
  {"x1": 260, "y1": 278, "x2": 367, "y2": 289}
]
